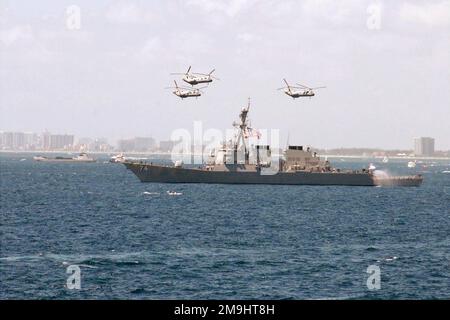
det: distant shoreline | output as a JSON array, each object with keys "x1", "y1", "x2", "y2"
[
  {"x1": 1, "y1": 150, "x2": 449, "y2": 161},
  {"x1": 322, "y1": 155, "x2": 450, "y2": 161}
]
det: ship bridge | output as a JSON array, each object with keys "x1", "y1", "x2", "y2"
[{"x1": 284, "y1": 145, "x2": 328, "y2": 171}]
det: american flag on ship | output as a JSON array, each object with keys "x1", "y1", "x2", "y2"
[{"x1": 244, "y1": 127, "x2": 262, "y2": 139}]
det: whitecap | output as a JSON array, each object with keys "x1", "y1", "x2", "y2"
[
  {"x1": 78, "y1": 264, "x2": 98, "y2": 269},
  {"x1": 167, "y1": 191, "x2": 182, "y2": 196},
  {"x1": 0, "y1": 254, "x2": 43, "y2": 262},
  {"x1": 378, "y1": 256, "x2": 398, "y2": 262}
]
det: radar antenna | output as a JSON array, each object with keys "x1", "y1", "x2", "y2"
[{"x1": 233, "y1": 98, "x2": 252, "y2": 164}]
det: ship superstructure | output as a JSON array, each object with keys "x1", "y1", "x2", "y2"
[{"x1": 124, "y1": 103, "x2": 423, "y2": 187}]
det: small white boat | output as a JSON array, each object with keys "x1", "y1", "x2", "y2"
[
  {"x1": 110, "y1": 153, "x2": 126, "y2": 163},
  {"x1": 407, "y1": 161, "x2": 416, "y2": 168},
  {"x1": 33, "y1": 153, "x2": 96, "y2": 162},
  {"x1": 382, "y1": 156, "x2": 389, "y2": 163},
  {"x1": 73, "y1": 153, "x2": 96, "y2": 162}
]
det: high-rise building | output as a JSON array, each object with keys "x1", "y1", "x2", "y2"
[
  {"x1": 117, "y1": 139, "x2": 136, "y2": 152},
  {"x1": 13, "y1": 132, "x2": 25, "y2": 149},
  {"x1": 41, "y1": 131, "x2": 51, "y2": 150},
  {"x1": 0, "y1": 132, "x2": 13, "y2": 149},
  {"x1": 24, "y1": 132, "x2": 39, "y2": 149},
  {"x1": 0, "y1": 131, "x2": 75, "y2": 150},
  {"x1": 0, "y1": 131, "x2": 40, "y2": 149},
  {"x1": 159, "y1": 140, "x2": 176, "y2": 152},
  {"x1": 414, "y1": 137, "x2": 435, "y2": 156},
  {"x1": 134, "y1": 137, "x2": 156, "y2": 151},
  {"x1": 49, "y1": 134, "x2": 74, "y2": 150},
  {"x1": 117, "y1": 137, "x2": 156, "y2": 152},
  {"x1": 89, "y1": 138, "x2": 111, "y2": 151}
]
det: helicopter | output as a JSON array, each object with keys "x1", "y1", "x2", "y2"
[
  {"x1": 165, "y1": 80, "x2": 206, "y2": 99},
  {"x1": 277, "y1": 79, "x2": 326, "y2": 99},
  {"x1": 171, "y1": 66, "x2": 219, "y2": 86}
]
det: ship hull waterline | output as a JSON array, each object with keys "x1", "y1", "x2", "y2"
[{"x1": 124, "y1": 163, "x2": 423, "y2": 187}]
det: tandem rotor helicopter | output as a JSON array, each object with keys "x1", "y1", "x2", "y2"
[
  {"x1": 168, "y1": 66, "x2": 218, "y2": 99},
  {"x1": 167, "y1": 67, "x2": 327, "y2": 100},
  {"x1": 171, "y1": 66, "x2": 219, "y2": 86},
  {"x1": 165, "y1": 80, "x2": 207, "y2": 99},
  {"x1": 277, "y1": 79, "x2": 326, "y2": 99}
]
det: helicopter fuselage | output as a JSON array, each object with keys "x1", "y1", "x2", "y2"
[
  {"x1": 183, "y1": 75, "x2": 213, "y2": 86},
  {"x1": 174, "y1": 89, "x2": 201, "y2": 99},
  {"x1": 284, "y1": 90, "x2": 315, "y2": 98}
]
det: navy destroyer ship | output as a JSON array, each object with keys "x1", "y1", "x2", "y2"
[{"x1": 124, "y1": 103, "x2": 422, "y2": 187}]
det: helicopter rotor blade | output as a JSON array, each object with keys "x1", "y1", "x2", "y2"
[
  {"x1": 283, "y1": 79, "x2": 293, "y2": 93},
  {"x1": 296, "y1": 83, "x2": 311, "y2": 89},
  {"x1": 188, "y1": 73, "x2": 220, "y2": 80},
  {"x1": 279, "y1": 85, "x2": 303, "y2": 90},
  {"x1": 191, "y1": 68, "x2": 216, "y2": 76}
]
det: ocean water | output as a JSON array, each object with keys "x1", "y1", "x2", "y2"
[{"x1": 1, "y1": 153, "x2": 449, "y2": 299}]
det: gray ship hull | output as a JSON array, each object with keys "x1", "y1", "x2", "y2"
[
  {"x1": 124, "y1": 162, "x2": 379, "y2": 186},
  {"x1": 123, "y1": 106, "x2": 423, "y2": 187}
]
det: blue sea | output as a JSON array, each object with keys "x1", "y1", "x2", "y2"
[{"x1": 1, "y1": 152, "x2": 449, "y2": 299}]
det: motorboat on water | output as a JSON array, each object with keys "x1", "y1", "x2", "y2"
[
  {"x1": 407, "y1": 160, "x2": 417, "y2": 168},
  {"x1": 109, "y1": 153, "x2": 126, "y2": 163},
  {"x1": 33, "y1": 153, "x2": 96, "y2": 162}
]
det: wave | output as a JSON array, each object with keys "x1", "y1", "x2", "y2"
[
  {"x1": 0, "y1": 252, "x2": 146, "y2": 267},
  {"x1": 167, "y1": 191, "x2": 182, "y2": 196},
  {"x1": 376, "y1": 256, "x2": 399, "y2": 263}
]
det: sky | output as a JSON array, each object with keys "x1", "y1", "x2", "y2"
[{"x1": 0, "y1": 0, "x2": 449, "y2": 150}]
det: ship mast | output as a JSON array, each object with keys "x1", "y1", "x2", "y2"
[{"x1": 233, "y1": 98, "x2": 251, "y2": 164}]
